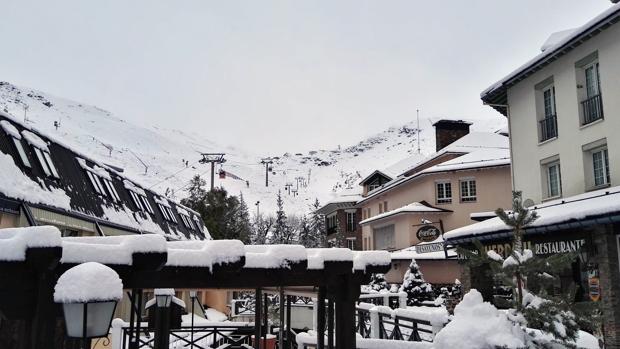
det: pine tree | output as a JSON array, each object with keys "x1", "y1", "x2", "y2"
[
  {"x1": 270, "y1": 191, "x2": 293, "y2": 244},
  {"x1": 309, "y1": 198, "x2": 327, "y2": 247},
  {"x1": 333, "y1": 214, "x2": 346, "y2": 248},
  {"x1": 180, "y1": 175, "x2": 208, "y2": 218},
  {"x1": 251, "y1": 214, "x2": 273, "y2": 245},
  {"x1": 297, "y1": 215, "x2": 313, "y2": 248},
  {"x1": 399, "y1": 260, "x2": 435, "y2": 306},
  {"x1": 232, "y1": 193, "x2": 252, "y2": 243},
  {"x1": 459, "y1": 191, "x2": 600, "y2": 346}
]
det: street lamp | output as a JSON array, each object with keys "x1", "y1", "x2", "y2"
[
  {"x1": 54, "y1": 262, "x2": 123, "y2": 349},
  {"x1": 154, "y1": 288, "x2": 174, "y2": 349}
]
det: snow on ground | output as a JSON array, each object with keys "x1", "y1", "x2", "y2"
[{"x1": 0, "y1": 82, "x2": 504, "y2": 216}]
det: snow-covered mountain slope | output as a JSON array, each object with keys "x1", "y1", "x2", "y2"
[{"x1": 0, "y1": 82, "x2": 505, "y2": 216}]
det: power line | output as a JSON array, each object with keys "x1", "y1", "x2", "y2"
[{"x1": 147, "y1": 159, "x2": 200, "y2": 190}]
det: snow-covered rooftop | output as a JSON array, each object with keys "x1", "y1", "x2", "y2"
[
  {"x1": 481, "y1": 3, "x2": 620, "y2": 100},
  {"x1": 444, "y1": 185, "x2": 620, "y2": 242},
  {"x1": 0, "y1": 226, "x2": 62, "y2": 262},
  {"x1": 359, "y1": 132, "x2": 509, "y2": 204},
  {"x1": 359, "y1": 202, "x2": 446, "y2": 225}
]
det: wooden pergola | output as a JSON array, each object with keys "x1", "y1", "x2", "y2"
[{"x1": 0, "y1": 232, "x2": 390, "y2": 349}]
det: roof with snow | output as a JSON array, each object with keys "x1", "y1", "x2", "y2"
[
  {"x1": 481, "y1": 3, "x2": 620, "y2": 115},
  {"x1": 359, "y1": 201, "x2": 450, "y2": 225},
  {"x1": 358, "y1": 132, "x2": 510, "y2": 204},
  {"x1": 316, "y1": 187, "x2": 363, "y2": 215},
  {"x1": 0, "y1": 111, "x2": 208, "y2": 241},
  {"x1": 444, "y1": 186, "x2": 620, "y2": 244}
]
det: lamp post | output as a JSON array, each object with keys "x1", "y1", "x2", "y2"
[
  {"x1": 54, "y1": 262, "x2": 122, "y2": 349},
  {"x1": 154, "y1": 289, "x2": 173, "y2": 349},
  {"x1": 190, "y1": 290, "x2": 197, "y2": 349}
]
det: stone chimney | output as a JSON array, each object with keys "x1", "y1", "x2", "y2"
[{"x1": 433, "y1": 119, "x2": 472, "y2": 151}]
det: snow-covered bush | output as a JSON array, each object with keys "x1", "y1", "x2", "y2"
[{"x1": 434, "y1": 289, "x2": 528, "y2": 349}]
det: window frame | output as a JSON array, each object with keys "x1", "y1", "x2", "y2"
[
  {"x1": 584, "y1": 61, "x2": 601, "y2": 98},
  {"x1": 546, "y1": 162, "x2": 562, "y2": 198},
  {"x1": 436, "y1": 181, "x2": 452, "y2": 204},
  {"x1": 33, "y1": 148, "x2": 52, "y2": 177},
  {"x1": 542, "y1": 84, "x2": 557, "y2": 118},
  {"x1": 592, "y1": 148, "x2": 610, "y2": 187},
  {"x1": 346, "y1": 238, "x2": 356, "y2": 250},
  {"x1": 459, "y1": 179, "x2": 477, "y2": 203},
  {"x1": 346, "y1": 212, "x2": 356, "y2": 232},
  {"x1": 11, "y1": 137, "x2": 32, "y2": 168}
]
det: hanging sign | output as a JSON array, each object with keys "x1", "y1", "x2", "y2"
[
  {"x1": 588, "y1": 269, "x2": 601, "y2": 302},
  {"x1": 415, "y1": 242, "x2": 444, "y2": 254},
  {"x1": 416, "y1": 225, "x2": 441, "y2": 243}
]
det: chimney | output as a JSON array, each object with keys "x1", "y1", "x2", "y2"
[{"x1": 433, "y1": 119, "x2": 472, "y2": 151}]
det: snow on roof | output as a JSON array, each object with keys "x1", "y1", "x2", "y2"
[
  {"x1": 123, "y1": 179, "x2": 147, "y2": 196},
  {"x1": 0, "y1": 152, "x2": 72, "y2": 210},
  {"x1": 359, "y1": 132, "x2": 509, "y2": 204},
  {"x1": 21, "y1": 130, "x2": 49, "y2": 151},
  {"x1": 0, "y1": 120, "x2": 21, "y2": 139},
  {"x1": 61, "y1": 234, "x2": 167, "y2": 265},
  {"x1": 154, "y1": 196, "x2": 171, "y2": 208},
  {"x1": 482, "y1": 3, "x2": 620, "y2": 99},
  {"x1": 0, "y1": 226, "x2": 62, "y2": 262},
  {"x1": 54, "y1": 262, "x2": 123, "y2": 303},
  {"x1": 166, "y1": 240, "x2": 245, "y2": 268},
  {"x1": 540, "y1": 28, "x2": 577, "y2": 52},
  {"x1": 306, "y1": 248, "x2": 354, "y2": 269},
  {"x1": 244, "y1": 244, "x2": 307, "y2": 269},
  {"x1": 353, "y1": 250, "x2": 391, "y2": 271},
  {"x1": 444, "y1": 185, "x2": 620, "y2": 242},
  {"x1": 382, "y1": 153, "x2": 427, "y2": 178},
  {"x1": 77, "y1": 157, "x2": 112, "y2": 180},
  {"x1": 359, "y1": 202, "x2": 445, "y2": 225}
]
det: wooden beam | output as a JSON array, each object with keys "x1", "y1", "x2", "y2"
[
  {"x1": 254, "y1": 288, "x2": 262, "y2": 349},
  {"x1": 317, "y1": 286, "x2": 326, "y2": 349}
]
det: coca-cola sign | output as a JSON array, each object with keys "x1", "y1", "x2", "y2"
[{"x1": 416, "y1": 225, "x2": 441, "y2": 243}]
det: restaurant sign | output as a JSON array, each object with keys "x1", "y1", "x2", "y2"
[
  {"x1": 415, "y1": 242, "x2": 444, "y2": 254},
  {"x1": 481, "y1": 238, "x2": 587, "y2": 259},
  {"x1": 416, "y1": 225, "x2": 441, "y2": 243}
]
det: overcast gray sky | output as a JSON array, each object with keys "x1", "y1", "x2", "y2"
[{"x1": 0, "y1": 1, "x2": 612, "y2": 154}]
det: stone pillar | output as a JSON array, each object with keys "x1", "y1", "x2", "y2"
[{"x1": 593, "y1": 224, "x2": 620, "y2": 348}]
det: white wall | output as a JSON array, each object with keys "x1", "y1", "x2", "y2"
[{"x1": 507, "y1": 23, "x2": 620, "y2": 203}]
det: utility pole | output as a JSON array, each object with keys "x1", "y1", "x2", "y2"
[
  {"x1": 416, "y1": 109, "x2": 421, "y2": 154},
  {"x1": 285, "y1": 183, "x2": 292, "y2": 195},
  {"x1": 200, "y1": 153, "x2": 226, "y2": 191},
  {"x1": 261, "y1": 158, "x2": 273, "y2": 187},
  {"x1": 255, "y1": 201, "x2": 260, "y2": 217}
]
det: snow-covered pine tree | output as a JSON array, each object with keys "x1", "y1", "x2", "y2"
[
  {"x1": 232, "y1": 193, "x2": 252, "y2": 243},
  {"x1": 459, "y1": 191, "x2": 600, "y2": 346},
  {"x1": 332, "y1": 214, "x2": 346, "y2": 247},
  {"x1": 399, "y1": 259, "x2": 435, "y2": 306},
  {"x1": 180, "y1": 175, "x2": 208, "y2": 218},
  {"x1": 309, "y1": 198, "x2": 326, "y2": 247},
  {"x1": 270, "y1": 191, "x2": 293, "y2": 244},
  {"x1": 297, "y1": 215, "x2": 313, "y2": 248},
  {"x1": 251, "y1": 214, "x2": 273, "y2": 245}
]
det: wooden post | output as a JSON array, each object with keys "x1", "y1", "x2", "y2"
[
  {"x1": 254, "y1": 288, "x2": 262, "y2": 349},
  {"x1": 279, "y1": 288, "x2": 285, "y2": 349},
  {"x1": 317, "y1": 287, "x2": 326, "y2": 349},
  {"x1": 327, "y1": 296, "x2": 334, "y2": 349},
  {"x1": 335, "y1": 276, "x2": 357, "y2": 349},
  {"x1": 263, "y1": 293, "x2": 268, "y2": 342},
  {"x1": 286, "y1": 295, "x2": 292, "y2": 349}
]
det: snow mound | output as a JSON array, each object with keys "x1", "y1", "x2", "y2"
[
  {"x1": 54, "y1": 262, "x2": 123, "y2": 303},
  {"x1": 433, "y1": 289, "x2": 526, "y2": 349},
  {"x1": 0, "y1": 226, "x2": 62, "y2": 261},
  {"x1": 61, "y1": 234, "x2": 168, "y2": 265}
]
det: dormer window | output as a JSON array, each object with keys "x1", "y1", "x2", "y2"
[
  {"x1": 22, "y1": 130, "x2": 59, "y2": 178},
  {"x1": 176, "y1": 206, "x2": 197, "y2": 230},
  {"x1": 78, "y1": 158, "x2": 119, "y2": 201},
  {"x1": 1, "y1": 120, "x2": 31, "y2": 168},
  {"x1": 155, "y1": 197, "x2": 178, "y2": 223},
  {"x1": 124, "y1": 180, "x2": 154, "y2": 214}
]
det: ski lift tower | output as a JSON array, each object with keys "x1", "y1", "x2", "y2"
[{"x1": 200, "y1": 153, "x2": 226, "y2": 191}]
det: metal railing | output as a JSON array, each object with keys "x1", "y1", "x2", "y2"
[
  {"x1": 116, "y1": 323, "x2": 256, "y2": 349},
  {"x1": 581, "y1": 94, "x2": 604, "y2": 125},
  {"x1": 538, "y1": 115, "x2": 557, "y2": 142}
]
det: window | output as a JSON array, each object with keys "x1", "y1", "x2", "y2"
[
  {"x1": 346, "y1": 212, "x2": 356, "y2": 232},
  {"x1": 347, "y1": 238, "x2": 356, "y2": 250},
  {"x1": 373, "y1": 225, "x2": 395, "y2": 250},
  {"x1": 546, "y1": 163, "x2": 562, "y2": 198},
  {"x1": 193, "y1": 215, "x2": 203, "y2": 231},
  {"x1": 436, "y1": 181, "x2": 452, "y2": 204},
  {"x1": 460, "y1": 179, "x2": 477, "y2": 202},
  {"x1": 158, "y1": 203, "x2": 171, "y2": 221},
  {"x1": 592, "y1": 148, "x2": 610, "y2": 187},
  {"x1": 86, "y1": 171, "x2": 104, "y2": 194},
  {"x1": 103, "y1": 179, "x2": 121, "y2": 202},
  {"x1": 22, "y1": 131, "x2": 58, "y2": 178},
  {"x1": 378, "y1": 202, "x2": 383, "y2": 214},
  {"x1": 180, "y1": 213, "x2": 194, "y2": 230},
  {"x1": 580, "y1": 60, "x2": 604, "y2": 125},
  {"x1": 130, "y1": 191, "x2": 145, "y2": 211},
  {"x1": 539, "y1": 84, "x2": 558, "y2": 142},
  {"x1": 383, "y1": 201, "x2": 388, "y2": 212},
  {"x1": 1, "y1": 121, "x2": 31, "y2": 168},
  {"x1": 140, "y1": 196, "x2": 154, "y2": 214}
]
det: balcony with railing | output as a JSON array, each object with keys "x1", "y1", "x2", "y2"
[
  {"x1": 538, "y1": 115, "x2": 558, "y2": 142},
  {"x1": 581, "y1": 94, "x2": 604, "y2": 125}
]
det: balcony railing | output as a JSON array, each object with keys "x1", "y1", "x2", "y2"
[
  {"x1": 539, "y1": 115, "x2": 558, "y2": 142},
  {"x1": 581, "y1": 94, "x2": 604, "y2": 125}
]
